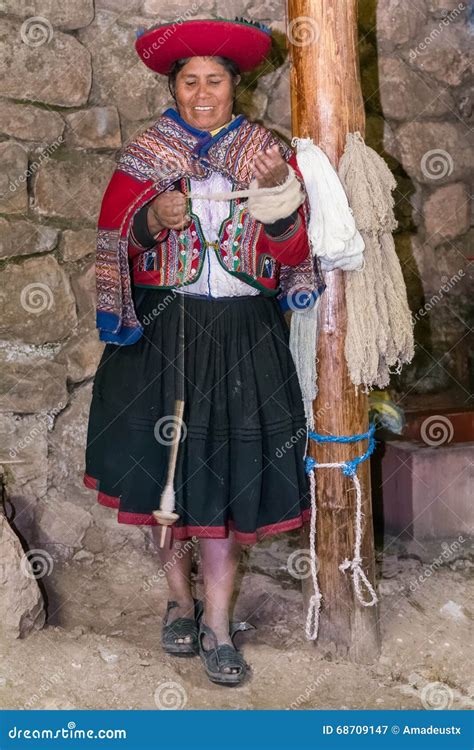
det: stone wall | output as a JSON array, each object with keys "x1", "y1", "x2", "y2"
[
  {"x1": 371, "y1": 0, "x2": 472, "y2": 393},
  {"x1": 0, "y1": 1, "x2": 472, "y2": 567}
]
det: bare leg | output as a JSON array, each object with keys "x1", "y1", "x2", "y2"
[
  {"x1": 152, "y1": 528, "x2": 195, "y2": 644},
  {"x1": 199, "y1": 533, "x2": 242, "y2": 673}
]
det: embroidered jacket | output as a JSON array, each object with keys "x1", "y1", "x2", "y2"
[
  {"x1": 96, "y1": 108, "x2": 323, "y2": 345},
  {"x1": 129, "y1": 169, "x2": 308, "y2": 292},
  {"x1": 130, "y1": 171, "x2": 301, "y2": 299}
]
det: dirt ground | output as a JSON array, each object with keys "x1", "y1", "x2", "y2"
[{"x1": 1, "y1": 532, "x2": 472, "y2": 711}]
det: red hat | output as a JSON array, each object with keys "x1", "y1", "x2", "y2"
[{"x1": 135, "y1": 18, "x2": 272, "y2": 75}]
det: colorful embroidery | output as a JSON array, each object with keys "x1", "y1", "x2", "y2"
[{"x1": 96, "y1": 108, "x2": 318, "y2": 345}]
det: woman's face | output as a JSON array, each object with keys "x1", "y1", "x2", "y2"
[{"x1": 173, "y1": 56, "x2": 239, "y2": 132}]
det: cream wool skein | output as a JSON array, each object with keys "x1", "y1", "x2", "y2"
[
  {"x1": 185, "y1": 164, "x2": 305, "y2": 222},
  {"x1": 338, "y1": 132, "x2": 414, "y2": 390}
]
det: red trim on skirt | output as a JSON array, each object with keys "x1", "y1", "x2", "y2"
[{"x1": 83, "y1": 472, "x2": 311, "y2": 545}]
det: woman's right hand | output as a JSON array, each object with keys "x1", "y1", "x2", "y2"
[{"x1": 147, "y1": 190, "x2": 191, "y2": 235}]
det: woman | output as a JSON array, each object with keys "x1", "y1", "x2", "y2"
[{"x1": 84, "y1": 18, "x2": 322, "y2": 686}]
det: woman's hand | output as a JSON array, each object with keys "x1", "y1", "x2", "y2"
[
  {"x1": 147, "y1": 190, "x2": 191, "y2": 235},
  {"x1": 252, "y1": 144, "x2": 289, "y2": 188}
]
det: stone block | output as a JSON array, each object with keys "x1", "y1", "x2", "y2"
[
  {"x1": 64, "y1": 107, "x2": 122, "y2": 150},
  {"x1": 77, "y1": 11, "x2": 169, "y2": 121},
  {"x1": 34, "y1": 154, "x2": 114, "y2": 223},
  {"x1": 70, "y1": 260, "x2": 97, "y2": 332},
  {"x1": 0, "y1": 141, "x2": 28, "y2": 214},
  {"x1": 0, "y1": 18, "x2": 92, "y2": 107},
  {"x1": 423, "y1": 183, "x2": 470, "y2": 244},
  {"x1": 56, "y1": 328, "x2": 103, "y2": 383},
  {"x1": 394, "y1": 121, "x2": 473, "y2": 184},
  {"x1": 379, "y1": 57, "x2": 455, "y2": 120},
  {"x1": 0, "y1": 0, "x2": 94, "y2": 30},
  {"x1": 0, "y1": 101, "x2": 64, "y2": 143},
  {"x1": 0, "y1": 509, "x2": 45, "y2": 639},
  {"x1": 0, "y1": 219, "x2": 58, "y2": 259},
  {"x1": 377, "y1": 0, "x2": 426, "y2": 47},
  {"x1": 0, "y1": 255, "x2": 77, "y2": 344},
  {"x1": 0, "y1": 359, "x2": 68, "y2": 414},
  {"x1": 59, "y1": 229, "x2": 96, "y2": 263}
]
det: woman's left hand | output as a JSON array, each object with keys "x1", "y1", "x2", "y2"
[{"x1": 252, "y1": 144, "x2": 289, "y2": 188}]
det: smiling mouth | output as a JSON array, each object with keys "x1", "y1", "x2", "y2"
[{"x1": 193, "y1": 106, "x2": 214, "y2": 111}]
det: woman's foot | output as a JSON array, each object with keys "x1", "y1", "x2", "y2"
[
  {"x1": 198, "y1": 618, "x2": 250, "y2": 685},
  {"x1": 161, "y1": 597, "x2": 203, "y2": 656},
  {"x1": 200, "y1": 616, "x2": 235, "y2": 669},
  {"x1": 166, "y1": 598, "x2": 196, "y2": 644},
  {"x1": 198, "y1": 613, "x2": 255, "y2": 684}
]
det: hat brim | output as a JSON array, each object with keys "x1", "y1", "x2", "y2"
[{"x1": 135, "y1": 19, "x2": 272, "y2": 75}]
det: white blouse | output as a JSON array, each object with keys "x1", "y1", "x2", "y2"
[{"x1": 175, "y1": 172, "x2": 261, "y2": 299}]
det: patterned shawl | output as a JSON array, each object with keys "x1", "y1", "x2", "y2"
[{"x1": 96, "y1": 107, "x2": 322, "y2": 345}]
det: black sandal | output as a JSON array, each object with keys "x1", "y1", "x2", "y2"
[
  {"x1": 198, "y1": 619, "x2": 255, "y2": 686},
  {"x1": 161, "y1": 598, "x2": 203, "y2": 657}
]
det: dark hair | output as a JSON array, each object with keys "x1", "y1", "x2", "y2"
[{"x1": 168, "y1": 56, "x2": 240, "y2": 102}]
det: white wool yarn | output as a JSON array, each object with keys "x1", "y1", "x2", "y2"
[
  {"x1": 293, "y1": 137, "x2": 365, "y2": 272},
  {"x1": 246, "y1": 165, "x2": 305, "y2": 223}
]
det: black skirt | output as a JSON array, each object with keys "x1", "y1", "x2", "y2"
[{"x1": 84, "y1": 287, "x2": 311, "y2": 545}]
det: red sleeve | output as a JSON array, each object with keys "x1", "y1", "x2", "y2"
[
  {"x1": 97, "y1": 169, "x2": 168, "y2": 260},
  {"x1": 260, "y1": 154, "x2": 310, "y2": 267}
]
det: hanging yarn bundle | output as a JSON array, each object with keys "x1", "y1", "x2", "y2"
[
  {"x1": 292, "y1": 137, "x2": 365, "y2": 272},
  {"x1": 287, "y1": 137, "x2": 366, "y2": 428},
  {"x1": 301, "y1": 134, "x2": 414, "y2": 640},
  {"x1": 338, "y1": 132, "x2": 414, "y2": 390},
  {"x1": 289, "y1": 135, "x2": 413, "y2": 640},
  {"x1": 288, "y1": 295, "x2": 321, "y2": 430}
]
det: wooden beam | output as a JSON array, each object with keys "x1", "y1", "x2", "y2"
[{"x1": 287, "y1": 0, "x2": 381, "y2": 662}]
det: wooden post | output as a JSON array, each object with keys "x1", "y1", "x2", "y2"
[{"x1": 287, "y1": 0, "x2": 381, "y2": 661}]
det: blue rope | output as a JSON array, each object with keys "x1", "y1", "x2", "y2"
[{"x1": 305, "y1": 423, "x2": 376, "y2": 477}]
